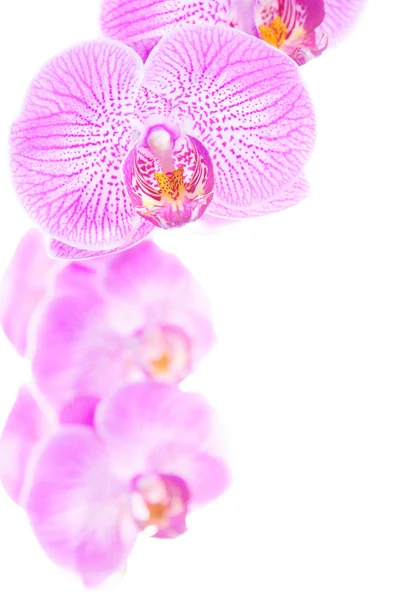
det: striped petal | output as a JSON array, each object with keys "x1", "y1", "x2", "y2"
[
  {"x1": 100, "y1": 0, "x2": 231, "y2": 60},
  {"x1": 206, "y1": 174, "x2": 309, "y2": 217},
  {"x1": 48, "y1": 218, "x2": 154, "y2": 260},
  {"x1": 317, "y1": 0, "x2": 367, "y2": 45},
  {"x1": 11, "y1": 40, "x2": 144, "y2": 250},
  {"x1": 138, "y1": 26, "x2": 315, "y2": 217}
]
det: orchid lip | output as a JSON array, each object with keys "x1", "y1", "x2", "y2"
[
  {"x1": 254, "y1": 0, "x2": 327, "y2": 64},
  {"x1": 134, "y1": 324, "x2": 192, "y2": 384},
  {"x1": 122, "y1": 120, "x2": 215, "y2": 229},
  {"x1": 131, "y1": 473, "x2": 189, "y2": 539}
]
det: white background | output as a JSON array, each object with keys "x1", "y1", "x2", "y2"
[{"x1": 1, "y1": 1, "x2": 401, "y2": 598}]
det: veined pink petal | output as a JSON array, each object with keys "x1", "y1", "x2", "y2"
[
  {"x1": 0, "y1": 387, "x2": 50, "y2": 504},
  {"x1": 24, "y1": 427, "x2": 137, "y2": 586},
  {"x1": 206, "y1": 174, "x2": 309, "y2": 217},
  {"x1": 48, "y1": 218, "x2": 154, "y2": 260},
  {"x1": 10, "y1": 40, "x2": 144, "y2": 250},
  {"x1": 100, "y1": 0, "x2": 231, "y2": 60},
  {"x1": 139, "y1": 26, "x2": 315, "y2": 218},
  {"x1": 318, "y1": 0, "x2": 367, "y2": 45},
  {"x1": 0, "y1": 230, "x2": 55, "y2": 355}
]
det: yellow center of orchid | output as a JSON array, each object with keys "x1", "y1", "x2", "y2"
[
  {"x1": 147, "y1": 502, "x2": 168, "y2": 525},
  {"x1": 154, "y1": 167, "x2": 185, "y2": 201},
  {"x1": 259, "y1": 16, "x2": 288, "y2": 48},
  {"x1": 150, "y1": 351, "x2": 172, "y2": 376}
]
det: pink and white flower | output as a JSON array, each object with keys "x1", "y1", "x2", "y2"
[
  {"x1": 11, "y1": 27, "x2": 315, "y2": 258},
  {"x1": 101, "y1": 0, "x2": 366, "y2": 66},
  {"x1": 1, "y1": 383, "x2": 230, "y2": 586},
  {"x1": 23, "y1": 237, "x2": 214, "y2": 415}
]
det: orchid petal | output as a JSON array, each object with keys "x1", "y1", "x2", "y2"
[
  {"x1": 318, "y1": 0, "x2": 367, "y2": 45},
  {"x1": 96, "y1": 383, "x2": 217, "y2": 469},
  {"x1": 48, "y1": 218, "x2": 154, "y2": 260},
  {"x1": 11, "y1": 40, "x2": 144, "y2": 250},
  {"x1": 31, "y1": 289, "x2": 127, "y2": 412},
  {"x1": 0, "y1": 230, "x2": 55, "y2": 355},
  {"x1": 100, "y1": 0, "x2": 231, "y2": 60},
  {"x1": 97, "y1": 382, "x2": 215, "y2": 447},
  {"x1": 24, "y1": 427, "x2": 137, "y2": 586},
  {"x1": 100, "y1": 240, "x2": 214, "y2": 361},
  {"x1": 0, "y1": 387, "x2": 50, "y2": 504},
  {"x1": 96, "y1": 382, "x2": 230, "y2": 502},
  {"x1": 206, "y1": 174, "x2": 309, "y2": 217},
  {"x1": 139, "y1": 26, "x2": 315, "y2": 217},
  {"x1": 148, "y1": 447, "x2": 231, "y2": 507}
]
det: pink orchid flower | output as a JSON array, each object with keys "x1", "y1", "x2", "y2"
[
  {"x1": 1, "y1": 383, "x2": 230, "y2": 586},
  {"x1": 1, "y1": 231, "x2": 213, "y2": 413},
  {"x1": 25, "y1": 239, "x2": 213, "y2": 415},
  {"x1": 101, "y1": 0, "x2": 366, "y2": 66},
  {"x1": 11, "y1": 26, "x2": 315, "y2": 259}
]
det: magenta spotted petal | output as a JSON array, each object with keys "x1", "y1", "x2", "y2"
[
  {"x1": 11, "y1": 30, "x2": 314, "y2": 245},
  {"x1": 0, "y1": 387, "x2": 51, "y2": 504},
  {"x1": 48, "y1": 218, "x2": 154, "y2": 260},
  {"x1": 137, "y1": 26, "x2": 315, "y2": 217},
  {"x1": 100, "y1": 0, "x2": 231, "y2": 61},
  {"x1": 10, "y1": 40, "x2": 146, "y2": 250},
  {"x1": 208, "y1": 174, "x2": 309, "y2": 218}
]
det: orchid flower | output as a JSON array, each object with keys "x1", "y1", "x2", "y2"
[
  {"x1": 101, "y1": 0, "x2": 366, "y2": 66},
  {"x1": 17, "y1": 237, "x2": 213, "y2": 415},
  {"x1": 1, "y1": 382, "x2": 230, "y2": 586},
  {"x1": 0, "y1": 231, "x2": 213, "y2": 412},
  {"x1": 11, "y1": 27, "x2": 314, "y2": 259}
]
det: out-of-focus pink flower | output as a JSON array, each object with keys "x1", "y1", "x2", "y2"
[
  {"x1": 101, "y1": 0, "x2": 366, "y2": 66},
  {"x1": 0, "y1": 230, "x2": 55, "y2": 355},
  {"x1": 28, "y1": 239, "x2": 214, "y2": 415},
  {"x1": 0, "y1": 230, "x2": 102, "y2": 355},
  {"x1": 21, "y1": 382, "x2": 230, "y2": 586},
  {"x1": 0, "y1": 387, "x2": 51, "y2": 503},
  {"x1": 11, "y1": 28, "x2": 314, "y2": 257},
  {"x1": 0, "y1": 387, "x2": 106, "y2": 505}
]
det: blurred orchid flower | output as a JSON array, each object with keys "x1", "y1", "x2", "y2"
[
  {"x1": 1, "y1": 383, "x2": 230, "y2": 586},
  {"x1": 33, "y1": 244, "x2": 212, "y2": 413},
  {"x1": 101, "y1": 0, "x2": 366, "y2": 66},
  {"x1": 0, "y1": 231, "x2": 214, "y2": 414},
  {"x1": 11, "y1": 26, "x2": 315, "y2": 258}
]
